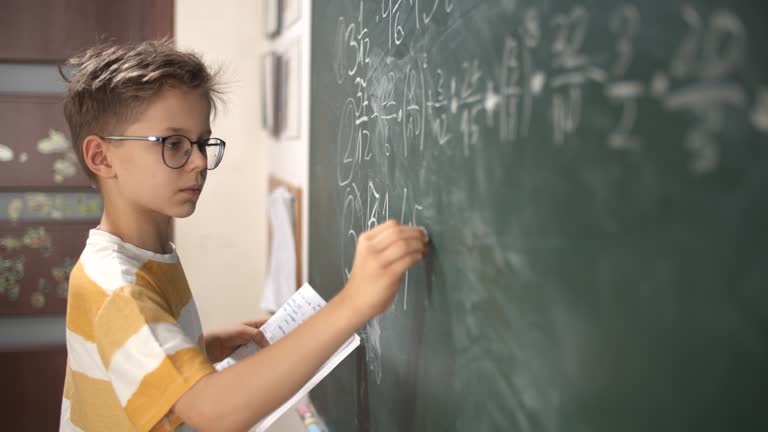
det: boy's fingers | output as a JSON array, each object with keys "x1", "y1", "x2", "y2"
[
  {"x1": 239, "y1": 326, "x2": 269, "y2": 347},
  {"x1": 380, "y1": 238, "x2": 427, "y2": 267},
  {"x1": 362, "y1": 219, "x2": 399, "y2": 243},
  {"x1": 373, "y1": 226, "x2": 428, "y2": 252},
  {"x1": 243, "y1": 318, "x2": 268, "y2": 328},
  {"x1": 388, "y1": 251, "x2": 425, "y2": 276},
  {"x1": 253, "y1": 330, "x2": 269, "y2": 348},
  {"x1": 418, "y1": 226, "x2": 430, "y2": 243}
]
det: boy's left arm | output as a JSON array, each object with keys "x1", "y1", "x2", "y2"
[{"x1": 204, "y1": 318, "x2": 270, "y2": 363}]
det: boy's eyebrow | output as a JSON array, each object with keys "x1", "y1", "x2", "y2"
[{"x1": 163, "y1": 127, "x2": 212, "y2": 137}]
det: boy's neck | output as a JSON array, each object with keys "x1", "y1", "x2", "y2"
[{"x1": 99, "y1": 202, "x2": 173, "y2": 255}]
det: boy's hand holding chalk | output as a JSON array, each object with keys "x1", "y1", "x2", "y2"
[{"x1": 343, "y1": 219, "x2": 430, "y2": 316}]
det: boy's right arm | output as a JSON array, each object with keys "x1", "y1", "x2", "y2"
[{"x1": 171, "y1": 220, "x2": 429, "y2": 432}]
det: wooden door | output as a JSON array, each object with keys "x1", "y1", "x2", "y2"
[{"x1": 0, "y1": 1, "x2": 173, "y2": 429}]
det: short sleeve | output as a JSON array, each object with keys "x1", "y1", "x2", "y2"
[{"x1": 94, "y1": 284, "x2": 214, "y2": 431}]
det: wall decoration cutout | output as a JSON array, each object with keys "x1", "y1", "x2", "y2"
[
  {"x1": 0, "y1": 256, "x2": 25, "y2": 303},
  {"x1": 0, "y1": 222, "x2": 92, "y2": 315},
  {"x1": 51, "y1": 257, "x2": 75, "y2": 299},
  {"x1": 0, "y1": 144, "x2": 13, "y2": 162},
  {"x1": 0, "y1": 94, "x2": 92, "y2": 188},
  {"x1": 36, "y1": 129, "x2": 79, "y2": 183},
  {"x1": 7, "y1": 198, "x2": 23, "y2": 223},
  {"x1": 36, "y1": 129, "x2": 69, "y2": 154},
  {"x1": 22, "y1": 227, "x2": 53, "y2": 256},
  {"x1": 1, "y1": 192, "x2": 102, "y2": 222},
  {"x1": 0, "y1": 235, "x2": 22, "y2": 253}
]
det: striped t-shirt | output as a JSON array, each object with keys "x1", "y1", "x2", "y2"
[{"x1": 60, "y1": 229, "x2": 214, "y2": 431}]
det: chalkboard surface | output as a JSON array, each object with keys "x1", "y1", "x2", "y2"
[{"x1": 308, "y1": 1, "x2": 768, "y2": 431}]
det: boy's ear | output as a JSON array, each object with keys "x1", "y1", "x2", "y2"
[{"x1": 82, "y1": 135, "x2": 116, "y2": 180}]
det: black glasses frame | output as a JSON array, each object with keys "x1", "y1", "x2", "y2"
[{"x1": 99, "y1": 135, "x2": 226, "y2": 170}]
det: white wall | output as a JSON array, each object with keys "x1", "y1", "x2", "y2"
[
  {"x1": 174, "y1": 2, "x2": 309, "y2": 431},
  {"x1": 174, "y1": 0, "x2": 269, "y2": 330},
  {"x1": 267, "y1": 0, "x2": 313, "y2": 283}
]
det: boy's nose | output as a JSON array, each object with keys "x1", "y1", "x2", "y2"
[{"x1": 186, "y1": 143, "x2": 207, "y2": 171}]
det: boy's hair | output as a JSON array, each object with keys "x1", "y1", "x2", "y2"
[{"x1": 60, "y1": 39, "x2": 223, "y2": 182}]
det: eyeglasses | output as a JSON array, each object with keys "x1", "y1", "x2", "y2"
[{"x1": 100, "y1": 135, "x2": 226, "y2": 170}]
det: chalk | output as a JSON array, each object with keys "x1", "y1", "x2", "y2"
[{"x1": 419, "y1": 226, "x2": 430, "y2": 242}]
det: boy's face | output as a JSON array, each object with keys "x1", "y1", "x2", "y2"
[{"x1": 107, "y1": 86, "x2": 212, "y2": 219}]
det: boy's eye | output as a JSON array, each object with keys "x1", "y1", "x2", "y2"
[{"x1": 164, "y1": 136, "x2": 187, "y2": 151}]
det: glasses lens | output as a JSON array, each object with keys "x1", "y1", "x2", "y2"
[
  {"x1": 205, "y1": 139, "x2": 225, "y2": 170},
  {"x1": 162, "y1": 135, "x2": 192, "y2": 168}
]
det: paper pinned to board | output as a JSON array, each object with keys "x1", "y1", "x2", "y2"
[
  {"x1": 261, "y1": 186, "x2": 298, "y2": 313},
  {"x1": 214, "y1": 283, "x2": 360, "y2": 432}
]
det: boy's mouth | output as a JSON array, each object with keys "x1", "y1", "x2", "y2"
[{"x1": 180, "y1": 185, "x2": 203, "y2": 196}]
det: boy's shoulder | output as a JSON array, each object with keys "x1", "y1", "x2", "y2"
[
  {"x1": 67, "y1": 229, "x2": 195, "y2": 331},
  {"x1": 74, "y1": 228, "x2": 180, "y2": 295}
]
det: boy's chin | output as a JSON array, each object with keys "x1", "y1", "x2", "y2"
[{"x1": 169, "y1": 204, "x2": 197, "y2": 218}]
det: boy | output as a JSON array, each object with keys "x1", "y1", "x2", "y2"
[{"x1": 59, "y1": 40, "x2": 429, "y2": 431}]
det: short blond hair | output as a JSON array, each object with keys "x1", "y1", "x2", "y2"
[{"x1": 61, "y1": 39, "x2": 223, "y2": 181}]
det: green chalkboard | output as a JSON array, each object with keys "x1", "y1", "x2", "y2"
[{"x1": 308, "y1": 1, "x2": 768, "y2": 431}]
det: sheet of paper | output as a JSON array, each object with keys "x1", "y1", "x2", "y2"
[
  {"x1": 260, "y1": 283, "x2": 326, "y2": 343},
  {"x1": 261, "y1": 186, "x2": 298, "y2": 313},
  {"x1": 213, "y1": 283, "x2": 360, "y2": 432}
]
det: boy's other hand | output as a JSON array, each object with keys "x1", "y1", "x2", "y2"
[
  {"x1": 204, "y1": 318, "x2": 270, "y2": 363},
  {"x1": 344, "y1": 220, "x2": 430, "y2": 318}
]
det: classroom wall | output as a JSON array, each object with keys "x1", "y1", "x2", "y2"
[
  {"x1": 266, "y1": 0, "x2": 313, "y2": 284},
  {"x1": 174, "y1": 0, "x2": 269, "y2": 330},
  {"x1": 174, "y1": 3, "x2": 312, "y2": 431}
]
